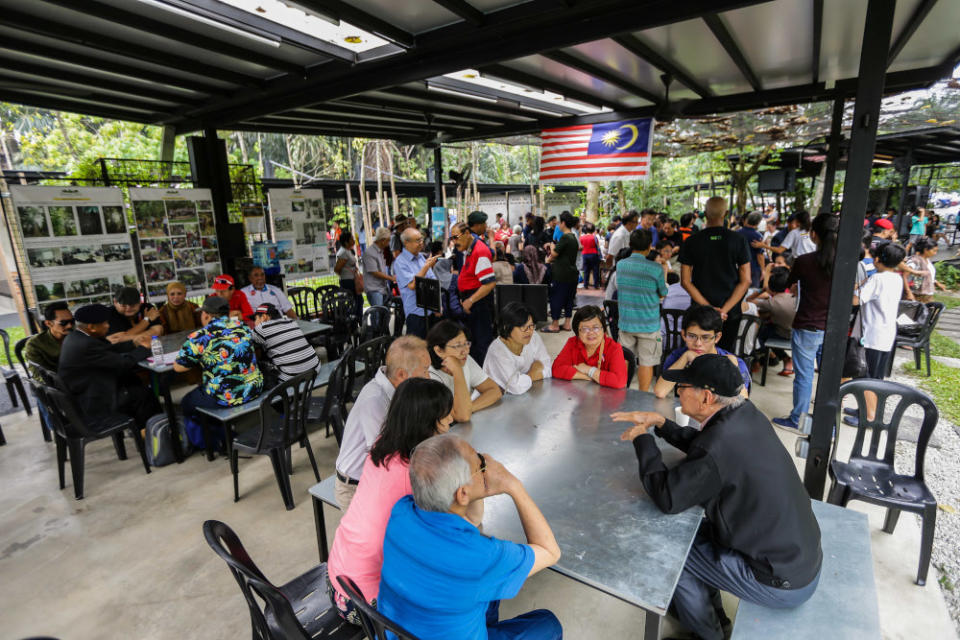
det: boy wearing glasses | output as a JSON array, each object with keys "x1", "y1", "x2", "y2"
[{"x1": 654, "y1": 305, "x2": 750, "y2": 399}]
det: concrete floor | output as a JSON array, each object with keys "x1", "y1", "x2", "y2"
[{"x1": 0, "y1": 325, "x2": 956, "y2": 639}]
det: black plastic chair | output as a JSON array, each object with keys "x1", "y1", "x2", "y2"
[
  {"x1": 346, "y1": 336, "x2": 392, "y2": 402},
  {"x1": 892, "y1": 301, "x2": 944, "y2": 377},
  {"x1": 231, "y1": 370, "x2": 321, "y2": 510},
  {"x1": 40, "y1": 384, "x2": 150, "y2": 500},
  {"x1": 315, "y1": 284, "x2": 342, "y2": 319},
  {"x1": 826, "y1": 379, "x2": 939, "y2": 586},
  {"x1": 0, "y1": 329, "x2": 31, "y2": 417},
  {"x1": 386, "y1": 296, "x2": 405, "y2": 338},
  {"x1": 0, "y1": 422, "x2": 5, "y2": 445},
  {"x1": 336, "y1": 575, "x2": 421, "y2": 640},
  {"x1": 15, "y1": 337, "x2": 52, "y2": 442},
  {"x1": 359, "y1": 305, "x2": 391, "y2": 344},
  {"x1": 312, "y1": 350, "x2": 353, "y2": 444},
  {"x1": 733, "y1": 314, "x2": 760, "y2": 380},
  {"x1": 322, "y1": 291, "x2": 359, "y2": 359},
  {"x1": 660, "y1": 308, "x2": 685, "y2": 365},
  {"x1": 287, "y1": 286, "x2": 317, "y2": 320},
  {"x1": 203, "y1": 520, "x2": 364, "y2": 640},
  {"x1": 602, "y1": 300, "x2": 619, "y2": 342},
  {"x1": 622, "y1": 345, "x2": 637, "y2": 388}
]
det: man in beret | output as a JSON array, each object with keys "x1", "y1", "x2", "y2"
[
  {"x1": 59, "y1": 304, "x2": 159, "y2": 430},
  {"x1": 614, "y1": 355, "x2": 822, "y2": 640}
]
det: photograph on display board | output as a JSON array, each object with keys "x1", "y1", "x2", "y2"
[
  {"x1": 140, "y1": 239, "x2": 173, "y2": 262},
  {"x1": 166, "y1": 201, "x2": 197, "y2": 223},
  {"x1": 18, "y1": 206, "x2": 49, "y2": 238},
  {"x1": 62, "y1": 245, "x2": 104, "y2": 265},
  {"x1": 204, "y1": 263, "x2": 220, "y2": 285},
  {"x1": 179, "y1": 269, "x2": 206, "y2": 289},
  {"x1": 197, "y1": 200, "x2": 212, "y2": 211},
  {"x1": 35, "y1": 282, "x2": 66, "y2": 302},
  {"x1": 174, "y1": 248, "x2": 203, "y2": 269},
  {"x1": 133, "y1": 200, "x2": 168, "y2": 238},
  {"x1": 276, "y1": 240, "x2": 293, "y2": 261},
  {"x1": 102, "y1": 242, "x2": 132, "y2": 262},
  {"x1": 202, "y1": 236, "x2": 217, "y2": 249},
  {"x1": 203, "y1": 249, "x2": 219, "y2": 264},
  {"x1": 199, "y1": 211, "x2": 216, "y2": 236},
  {"x1": 48, "y1": 206, "x2": 78, "y2": 236},
  {"x1": 172, "y1": 235, "x2": 200, "y2": 250},
  {"x1": 145, "y1": 261, "x2": 176, "y2": 281},
  {"x1": 76, "y1": 206, "x2": 105, "y2": 235},
  {"x1": 275, "y1": 215, "x2": 293, "y2": 233},
  {"x1": 291, "y1": 201, "x2": 304, "y2": 212},
  {"x1": 66, "y1": 281, "x2": 85, "y2": 298},
  {"x1": 82, "y1": 277, "x2": 111, "y2": 296},
  {"x1": 103, "y1": 206, "x2": 127, "y2": 234},
  {"x1": 27, "y1": 248, "x2": 63, "y2": 268},
  {"x1": 147, "y1": 283, "x2": 170, "y2": 299},
  {"x1": 305, "y1": 199, "x2": 322, "y2": 220}
]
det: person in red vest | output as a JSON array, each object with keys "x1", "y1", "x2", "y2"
[
  {"x1": 211, "y1": 274, "x2": 254, "y2": 325},
  {"x1": 453, "y1": 215, "x2": 496, "y2": 364}
]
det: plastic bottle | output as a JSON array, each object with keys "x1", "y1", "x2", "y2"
[{"x1": 151, "y1": 336, "x2": 164, "y2": 362}]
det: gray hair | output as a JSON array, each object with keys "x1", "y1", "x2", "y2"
[
  {"x1": 400, "y1": 227, "x2": 421, "y2": 244},
  {"x1": 373, "y1": 226, "x2": 391, "y2": 242},
  {"x1": 409, "y1": 433, "x2": 472, "y2": 512},
  {"x1": 712, "y1": 392, "x2": 746, "y2": 410},
  {"x1": 384, "y1": 335, "x2": 427, "y2": 381}
]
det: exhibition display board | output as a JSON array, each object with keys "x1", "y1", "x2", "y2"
[
  {"x1": 128, "y1": 187, "x2": 223, "y2": 301},
  {"x1": 266, "y1": 188, "x2": 332, "y2": 279},
  {"x1": 8, "y1": 185, "x2": 139, "y2": 311}
]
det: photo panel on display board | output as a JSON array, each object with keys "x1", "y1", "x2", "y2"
[
  {"x1": 9, "y1": 186, "x2": 139, "y2": 313},
  {"x1": 267, "y1": 188, "x2": 331, "y2": 280}
]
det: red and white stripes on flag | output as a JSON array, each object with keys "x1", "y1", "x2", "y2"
[{"x1": 538, "y1": 118, "x2": 653, "y2": 183}]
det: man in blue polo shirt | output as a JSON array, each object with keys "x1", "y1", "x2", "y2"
[
  {"x1": 378, "y1": 433, "x2": 563, "y2": 640},
  {"x1": 393, "y1": 226, "x2": 439, "y2": 338}
]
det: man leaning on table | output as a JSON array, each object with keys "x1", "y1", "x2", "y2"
[
  {"x1": 614, "y1": 355, "x2": 822, "y2": 640},
  {"x1": 378, "y1": 433, "x2": 563, "y2": 640},
  {"x1": 333, "y1": 336, "x2": 431, "y2": 509}
]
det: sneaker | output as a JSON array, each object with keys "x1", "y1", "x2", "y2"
[
  {"x1": 772, "y1": 416, "x2": 800, "y2": 432},
  {"x1": 843, "y1": 407, "x2": 858, "y2": 418}
]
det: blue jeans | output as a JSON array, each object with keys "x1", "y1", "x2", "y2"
[
  {"x1": 486, "y1": 600, "x2": 562, "y2": 640},
  {"x1": 672, "y1": 531, "x2": 821, "y2": 640},
  {"x1": 366, "y1": 291, "x2": 388, "y2": 308},
  {"x1": 790, "y1": 328, "x2": 824, "y2": 423}
]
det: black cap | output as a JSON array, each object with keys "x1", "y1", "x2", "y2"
[
  {"x1": 661, "y1": 354, "x2": 744, "y2": 397},
  {"x1": 201, "y1": 295, "x2": 229, "y2": 316},
  {"x1": 247, "y1": 302, "x2": 280, "y2": 320},
  {"x1": 114, "y1": 286, "x2": 141, "y2": 306},
  {"x1": 74, "y1": 304, "x2": 112, "y2": 324},
  {"x1": 467, "y1": 210, "x2": 487, "y2": 227}
]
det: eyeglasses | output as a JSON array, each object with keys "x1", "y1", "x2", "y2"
[
  {"x1": 684, "y1": 332, "x2": 716, "y2": 344},
  {"x1": 579, "y1": 325, "x2": 604, "y2": 334},
  {"x1": 447, "y1": 341, "x2": 471, "y2": 351},
  {"x1": 518, "y1": 323, "x2": 535, "y2": 333},
  {"x1": 473, "y1": 452, "x2": 486, "y2": 476}
]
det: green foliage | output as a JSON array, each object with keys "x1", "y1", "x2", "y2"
[
  {"x1": 934, "y1": 293, "x2": 960, "y2": 309},
  {"x1": 937, "y1": 265, "x2": 960, "y2": 291},
  {"x1": 930, "y1": 331, "x2": 960, "y2": 359},
  {"x1": 901, "y1": 359, "x2": 960, "y2": 425},
  {"x1": 0, "y1": 326, "x2": 25, "y2": 367}
]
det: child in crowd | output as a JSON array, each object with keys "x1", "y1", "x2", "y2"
[
  {"x1": 853, "y1": 242, "x2": 907, "y2": 399},
  {"x1": 748, "y1": 266, "x2": 796, "y2": 376},
  {"x1": 906, "y1": 237, "x2": 948, "y2": 303}
]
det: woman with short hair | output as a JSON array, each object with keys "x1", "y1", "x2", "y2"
[
  {"x1": 551, "y1": 305, "x2": 628, "y2": 388},
  {"x1": 427, "y1": 320, "x2": 502, "y2": 422},
  {"x1": 482, "y1": 302, "x2": 552, "y2": 395}
]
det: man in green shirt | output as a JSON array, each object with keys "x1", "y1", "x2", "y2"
[{"x1": 24, "y1": 301, "x2": 74, "y2": 380}]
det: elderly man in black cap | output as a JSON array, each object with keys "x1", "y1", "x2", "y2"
[
  {"x1": 249, "y1": 302, "x2": 319, "y2": 385},
  {"x1": 614, "y1": 354, "x2": 822, "y2": 640},
  {"x1": 59, "y1": 304, "x2": 159, "y2": 430}
]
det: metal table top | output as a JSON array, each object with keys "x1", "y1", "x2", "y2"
[
  {"x1": 456, "y1": 378, "x2": 703, "y2": 615},
  {"x1": 137, "y1": 319, "x2": 331, "y2": 373}
]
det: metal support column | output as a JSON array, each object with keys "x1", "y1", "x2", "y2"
[
  {"x1": 894, "y1": 149, "x2": 914, "y2": 236},
  {"x1": 432, "y1": 146, "x2": 443, "y2": 212},
  {"x1": 804, "y1": 0, "x2": 896, "y2": 497},
  {"x1": 187, "y1": 127, "x2": 243, "y2": 277},
  {"x1": 820, "y1": 97, "x2": 845, "y2": 213}
]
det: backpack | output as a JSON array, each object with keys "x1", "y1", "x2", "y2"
[{"x1": 145, "y1": 413, "x2": 193, "y2": 467}]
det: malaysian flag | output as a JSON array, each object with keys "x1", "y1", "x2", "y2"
[{"x1": 538, "y1": 118, "x2": 653, "y2": 183}]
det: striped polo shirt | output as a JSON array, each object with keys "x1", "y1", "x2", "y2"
[
  {"x1": 250, "y1": 317, "x2": 320, "y2": 381},
  {"x1": 616, "y1": 253, "x2": 668, "y2": 334}
]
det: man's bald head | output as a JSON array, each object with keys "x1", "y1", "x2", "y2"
[
  {"x1": 384, "y1": 335, "x2": 431, "y2": 385},
  {"x1": 704, "y1": 197, "x2": 728, "y2": 223}
]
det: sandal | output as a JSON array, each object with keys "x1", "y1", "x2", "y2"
[
  {"x1": 778, "y1": 368, "x2": 794, "y2": 376},
  {"x1": 541, "y1": 327, "x2": 561, "y2": 333}
]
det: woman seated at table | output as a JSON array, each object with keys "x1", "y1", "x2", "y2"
[
  {"x1": 482, "y1": 301, "x2": 552, "y2": 395},
  {"x1": 158, "y1": 281, "x2": 201, "y2": 333},
  {"x1": 654, "y1": 304, "x2": 750, "y2": 399},
  {"x1": 551, "y1": 305, "x2": 628, "y2": 389},
  {"x1": 427, "y1": 320, "x2": 502, "y2": 422},
  {"x1": 326, "y1": 378, "x2": 465, "y2": 625}
]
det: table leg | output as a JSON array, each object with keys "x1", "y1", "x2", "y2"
[
  {"x1": 155, "y1": 371, "x2": 183, "y2": 463},
  {"x1": 642, "y1": 608, "x2": 662, "y2": 640},
  {"x1": 312, "y1": 494, "x2": 329, "y2": 562}
]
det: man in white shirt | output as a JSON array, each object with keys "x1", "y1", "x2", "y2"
[
  {"x1": 604, "y1": 210, "x2": 639, "y2": 269},
  {"x1": 333, "y1": 335, "x2": 431, "y2": 509},
  {"x1": 241, "y1": 266, "x2": 296, "y2": 319}
]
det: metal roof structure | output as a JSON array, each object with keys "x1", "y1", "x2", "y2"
[{"x1": 1, "y1": 0, "x2": 958, "y2": 144}]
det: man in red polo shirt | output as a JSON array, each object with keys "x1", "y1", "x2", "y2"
[
  {"x1": 211, "y1": 274, "x2": 254, "y2": 324},
  {"x1": 454, "y1": 216, "x2": 496, "y2": 364}
]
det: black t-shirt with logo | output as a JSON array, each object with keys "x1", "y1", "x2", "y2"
[{"x1": 678, "y1": 226, "x2": 751, "y2": 307}]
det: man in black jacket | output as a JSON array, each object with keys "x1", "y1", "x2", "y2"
[
  {"x1": 614, "y1": 355, "x2": 821, "y2": 640},
  {"x1": 59, "y1": 304, "x2": 159, "y2": 429}
]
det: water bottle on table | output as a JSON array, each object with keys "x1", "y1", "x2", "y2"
[{"x1": 151, "y1": 336, "x2": 164, "y2": 363}]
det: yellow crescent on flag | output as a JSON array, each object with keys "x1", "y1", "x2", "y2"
[{"x1": 615, "y1": 124, "x2": 639, "y2": 151}]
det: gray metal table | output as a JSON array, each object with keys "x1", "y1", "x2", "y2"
[{"x1": 309, "y1": 379, "x2": 701, "y2": 640}]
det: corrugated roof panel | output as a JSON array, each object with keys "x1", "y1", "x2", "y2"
[
  {"x1": 565, "y1": 39, "x2": 668, "y2": 101},
  {"x1": 718, "y1": 0, "x2": 813, "y2": 89},
  {"x1": 343, "y1": 0, "x2": 462, "y2": 34},
  {"x1": 509, "y1": 54, "x2": 651, "y2": 109},
  {"x1": 888, "y1": 0, "x2": 960, "y2": 73}
]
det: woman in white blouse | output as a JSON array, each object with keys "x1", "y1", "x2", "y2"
[
  {"x1": 427, "y1": 320, "x2": 502, "y2": 422},
  {"x1": 482, "y1": 302, "x2": 552, "y2": 395}
]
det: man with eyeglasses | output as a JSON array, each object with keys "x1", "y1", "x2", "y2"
[
  {"x1": 454, "y1": 216, "x2": 497, "y2": 364},
  {"x1": 378, "y1": 433, "x2": 563, "y2": 640},
  {"x1": 25, "y1": 301, "x2": 75, "y2": 381},
  {"x1": 654, "y1": 304, "x2": 750, "y2": 399},
  {"x1": 393, "y1": 227, "x2": 439, "y2": 339}
]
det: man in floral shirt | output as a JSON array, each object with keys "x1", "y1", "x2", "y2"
[{"x1": 174, "y1": 296, "x2": 263, "y2": 442}]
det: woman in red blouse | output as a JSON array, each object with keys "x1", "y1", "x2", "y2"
[{"x1": 551, "y1": 305, "x2": 628, "y2": 389}]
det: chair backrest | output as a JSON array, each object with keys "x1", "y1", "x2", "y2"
[
  {"x1": 203, "y1": 520, "x2": 310, "y2": 640},
  {"x1": 837, "y1": 379, "x2": 938, "y2": 482},
  {"x1": 386, "y1": 296, "x2": 405, "y2": 337},
  {"x1": 335, "y1": 575, "x2": 421, "y2": 640},
  {"x1": 602, "y1": 300, "x2": 619, "y2": 342},
  {"x1": 42, "y1": 385, "x2": 99, "y2": 439},
  {"x1": 661, "y1": 308, "x2": 685, "y2": 362},
  {"x1": 254, "y1": 370, "x2": 318, "y2": 452},
  {"x1": 314, "y1": 284, "x2": 341, "y2": 309},
  {"x1": 0, "y1": 328, "x2": 13, "y2": 367},
  {"x1": 360, "y1": 305, "x2": 391, "y2": 343},
  {"x1": 287, "y1": 286, "x2": 317, "y2": 320},
  {"x1": 734, "y1": 314, "x2": 760, "y2": 360},
  {"x1": 917, "y1": 301, "x2": 945, "y2": 342},
  {"x1": 14, "y1": 336, "x2": 29, "y2": 374},
  {"x1": 621, "y1": 345, "x2": 637, "y2": 388},
  {"x1": 32, "y1": 363, "x2": 68, "y2": 391},
  {"x1": 324, "y1": 352, "x2": 354, "y2": 446},
  {"x1": 322, "y1": 290, "x2": 357, "y2": 331},
  {"x1": 347, "y1": 336, "x2": 393, "y2": 399}
]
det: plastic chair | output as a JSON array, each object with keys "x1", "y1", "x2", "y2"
[
  {"x1": 336, "y1": 575, "x2": 421, "y2": 640},
  {"x1": 0, "y1": 422, "x2": 5, "y2": 445},
  {"x1": 15, "y1": 337, "x2": 52, "y2": 442},
  {"x1": 230, "y1": 370, "x2": 321, "y2": 510},
  {"x1": 602, "y1": 300, "x2": 619, "y2": 342},
  {"x1": 322, "y1": 291, "x2": 359, "y2": 359},
  {"x1": 660, "y1": 308, "x2": 685, "y2": 365},
  {"x1": 40, "y1": 384, "x2": 150, "y2": 500},
  {"x1": 0, "y1": 329, "x2": 32, "y2": 417},
  {"x1": 891, "y1": 301, "x2": 943, "y2": 377},
  {"x1": 359, "y1": 305, "x2": 391, "y2": 344},
  {"x1": 203, "y1": 520, "x2": 364, "y2": 640},
  {"x1": 346, "y1": 336, "x2": 392, "y2": 402},
  {"x1": 287, "y1": 286, "x2": 317, "y2": 320},
  {"x1": 826, "y1": 379, "x2": 939, "y2": 586},
  {"x1": 315, "y1": 284, "x2": 342, "y2": 319},
  {"x1": 386, "y1": 296, "x2": 405, "y2": 338},
  {"x1": 733, "y1": 314, "x2": 760, "y2": 377},
  {"x1": 312, "y1": 350, "x2": 353, "y2": 444},
  {"x1": 621, "y1": 345, "x2": 637, "y2": 388}
]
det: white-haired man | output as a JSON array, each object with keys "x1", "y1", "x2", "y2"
[
  {"x1": 614, "y1": 354, "x2": 822, "y2": 640},
  {"x1": 333, "y1": 336, "x2": 431, "y2": 508},
  {"x1": 392, "y1": 226, "x2": 438, "y2": 338},
  {"x1": 378, "y1": 432, "x2": 562, "y2": 640},
  {"x1": 363, "y1": 226, "x2": 396, "y2": 307}
]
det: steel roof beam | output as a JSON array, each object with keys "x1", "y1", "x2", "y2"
[
  {"x1": 426, "y1": 76, "x2": 587, "y2": 115},
  {"x1": 266, "y1": 112, "x2": 476, "y2": 131},
  {"x1": 386, "y1": 86, "x2": 541, "y2": 120},
  {"x1": 612, "y1": 34, "x2": 713, "y2": 98},
  {"x1": 0, "y1": 74, "x2": 180, "y2": 113},
  {"x1": 286, "y1": 0, "x2": 416, "y2": 48},
  {"x1": 478, "y1": 63, "x2": 627, "y2": 110},
  {"x1": 887, "y1": 0, "x2": 938, "y2": 67},
  {"x1": 229, "y1": 122, "x2": 425, "y2": 143},
  {"x1": 320, "y1": 99, "x2": 513, "y2": 126},
  {"x1": 703, "y1": 13, "x2": 762, "y2": 92},
  {"x1": 0, "y1": 88, "x2": 165, "y2": 122},
  {"x1": 429, "y1": 0, "x2": 485, "y2": 26},
  {"x1": 812, "y1": 0, "x2": 823, "y2": 83},
  {"x1": 541, "y1": 50, "x2": 661, "y2": 104}
]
